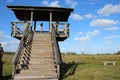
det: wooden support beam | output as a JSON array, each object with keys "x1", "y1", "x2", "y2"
[
  {"x1": 30, "y1": 11, "x2": 34, "y2": 30},
  {"x1": 49, "y1": 12, "x2": 52, "y2": 32}
]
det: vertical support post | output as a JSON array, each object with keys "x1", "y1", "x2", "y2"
[
  {"x1": 34, "y1": 21, "x2": 36, "y2": 31},
  {"x1": 49, "y1": 12, "x2": 52, "y2": 32},
  {"x1": 13, "y1": 23, "x2": 16, "y2": 36},
  {"x1": 65, "y1": 24, "x2": 67, "y2": 37},
  {"x1": 30, "y1": 11, "x2": 34, "y2": 31}
]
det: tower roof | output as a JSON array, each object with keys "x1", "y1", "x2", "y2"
[{"x1": 7, "y1": 5, "x2": 74, "y2": 22}]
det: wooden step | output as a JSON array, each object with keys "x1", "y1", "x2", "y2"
[
  {"x1": 32, "y1": 44, "x2": 52, "y2": 48},
  {"x1": 31, "y1": 50, "x2": 53, "y2": 54},
  {"x1": 20, "y1": 69, "x2": 57, "y2": 74},
  {"x1": 31, "y1": 48, "x2": 53, "y2": 52},
  {"x1": 28, "y1": 64, "x2": 56, "y2": 69},
  {"x1": 29, "y1": 61, "x2": 54, "y2": 65},
  {"x1": 14, "y1": 74, "x2": 58, "y2": 79},
  {"x1": 30, "y1": 54, "x2": 54, "y2": 58},
  {"x1": 14, "y1": 78, "x2": 58, "y2": 80}
]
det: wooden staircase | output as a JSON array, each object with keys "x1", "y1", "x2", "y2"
[{"x1": 13, "y1": 32, "x2": 58, "y2": 80}]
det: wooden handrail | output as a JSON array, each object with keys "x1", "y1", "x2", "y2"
[
  {"x1": 51, "y1": 24, "x2": 62, "y2": 79},
  {"x1": 51, "y1": 24, "x2": 62, "y2": 65},
  {"x1": 12, "y1": 22, "x2": 30, "y2": 65},
  {"x1": 12, "y1": 22, "x2": 33, "y2": 79}
]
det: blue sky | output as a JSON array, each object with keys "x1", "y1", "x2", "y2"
[{"x1": 0, "y1": 0, "x2": 120, "y2": 54}]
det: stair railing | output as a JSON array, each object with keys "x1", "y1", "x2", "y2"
[
  {"x1": 12, "y1": 22, "x2": 33, "y2": 79},
  {"x1": 51, "y1": 23, "x2": 62, "y2": 79}
]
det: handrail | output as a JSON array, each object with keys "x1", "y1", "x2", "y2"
[
  {"x1": 12, "y1": 22, "x2": 30, "y2": 65},
  {"x1": 51, "y1": 24, "x2": 62, "y2": 65},
  {"x1": 12, "y1": 22, "x2": 33, "y2": 79}
]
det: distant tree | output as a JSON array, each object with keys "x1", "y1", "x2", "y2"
[
  {"x1": 61, "y1": 52, "x2": 65, "y2": 55},
  {"x1": 115, "y1": 51, "x2": 120, "y2": 55},
  {"x1": 66, "y1": 52, "x2": 77, "y2": 55},
  {"x1": 81, "y1": 52, "x2": 85, "y2": 55}
]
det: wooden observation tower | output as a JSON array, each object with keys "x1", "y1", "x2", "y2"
[{"x1": 7, "y1": 5, "x2": 73, "y2": 80}]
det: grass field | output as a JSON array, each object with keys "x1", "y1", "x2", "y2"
[
  {"x1": 2, "y1": 54, "x2": 120, "y2": 80},
  {"x1": 61, "y1": 54, "x2": 120, "y2": 80},
  {"x1": 2, "y1": 54, "x2": 14, "y2": 80}
]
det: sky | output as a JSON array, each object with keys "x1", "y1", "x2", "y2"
[{"x1": 0, "y1": 0, "x2": 120, "y2": 54}]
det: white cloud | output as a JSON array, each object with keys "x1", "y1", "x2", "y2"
[
  {"x1": 49, "y1": 1, "x2": 60, "y2": 7},
  {"x1": 42, "y1": 0, "x2": 60, "y2": 7},
  {"x1": 75, "y1": 35, "x2": 90, "y2": 42},
  {"x1": 70, "y1": 13, "x2": 83, "y2": 21},
  {"x1": 0, "y1": 31, "x2": 3, "y2": 39},
  {"x1": 84, "y1": 14, "x2": 96, "y2": 19},
  {"x1": 75, "y1": 30, "x2": 99, "y2": 42},
  {"x1": 97, "y1": 3, "x2": 120, "y2": 16},
  {"x1": 90, "y1": 19, "x2": 119, "y2": 27},
  {"x1": 0, "y1": 31, "x2": 11, "y2": 40},
  {"x1": 0, "y1": 30, "x2": 19, "y2": 52},
  {"x1": 78, "y1": 32, "x2": 83, "y2": 35},
  {"x1": 104, "y1": 35, "x2": 120, "y2": 47},
  {"x1": 42, "y1": 0, "x2": 49, "y2": 5},
  {"x1": 87, "y1": 30, "x2": 99, "y2": 36},
  {"x1": 7, "y1": 0, "x2": 13, "y2": 3},
  {"x1": 105, "y1": 26, "x2": 119, "y2": 31},
  {"x1": 104, "y1": 35, "x2": 120, "y2": 40},
  {"x1": 65, "y1": 0, "x2": 78, "y2": 8}
]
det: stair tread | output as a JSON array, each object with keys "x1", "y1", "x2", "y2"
[
  {"x1": 14, "y1": 78, "x2": 58, "y2": 80},
  {"x1": 14, "y1": 74, "x2": 57, "y2": 79}
]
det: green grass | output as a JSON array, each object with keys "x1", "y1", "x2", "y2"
[
  {"x1": 2, "y1": 54, "x2": 14, "y2": 80},
  {"x1": 61, "y1": 54, "x2": 120, "y2": 80},
  {"x1": 2, "y1": 54, "x2": 120, "y2": 80}
]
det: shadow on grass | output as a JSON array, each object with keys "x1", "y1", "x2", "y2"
[
  {"x1": 60, "y1": 61, "x2": 81, "y2": 80},
  {"x1": 2, "y1": 75, "x2": 12, "y2": 80}
]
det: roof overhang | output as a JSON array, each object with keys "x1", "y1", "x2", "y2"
[{"x1": 7, "y1": 5, "x2": 74, "y2": 22}]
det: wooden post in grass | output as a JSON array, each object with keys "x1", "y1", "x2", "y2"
[{"x1": 0, "y1": 43, "x2": 3, "y2": 80}]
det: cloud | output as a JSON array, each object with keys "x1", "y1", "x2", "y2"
[
  {"x1": 7, "y1": 0, "x2": 13, "y2": 3},
  {"x1": 105, "y1": 26, "x2": 119, "y2": 31},
  {"x1": 0, "y1": 30, "x2": 19, "y2": 52},
  {"x1": 0, "y1": 31, "x2": 11, "y2": 40},
  {"x1": 104, "y1": 35, "x2": 120, "y2": 40},
  {"x1": 42, "y1": 0, "x2": 60, "y2": 7},
  {"x1": 87, "y1": 30, "x2": 99, "y2": 36},
  {"x1": 2, "y1": 39, "x2": 19, "y2": 52},
  {"x1": 84, "y1": 14, "x2": 96, "y2": 19},
  {"x1": 90, "y1": 19, "x2": 119, "y2": 27},
  {"x1": 75, "y1": 30, "x2": 99, "y2": 42},
  {"x1": 65, "y1": 0, "x2": 78, "y2": 8},
  {"x1": 97, "y1": 3, "x2": 120, "y2": 16},
  {"x1": 104, "y1": 35, "x2": 120, "y2": 46},
  {"x1": 70, "y1": 13, "x2": 83, "y2": 21},
  {"x1": 75, "y1": 35, "x2": 90, "y2": 42},
  {"x1": 42, "y1": 0, "x2": 49, "y2": 5}
]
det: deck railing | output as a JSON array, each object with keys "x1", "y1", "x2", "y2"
[
  {"x1": 52, "y1": 23, "x2": 69, "y2": 37},
  {"x1": 12, "y1": 22, "x2": 33, "y2": 79},
  {"x1": 11, "y1": 22, "x2": 27, "y2": 39}
]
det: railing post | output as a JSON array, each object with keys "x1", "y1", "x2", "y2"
[{"x1": 12, "y1": 22, "x2": 16, "y2": 37}]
